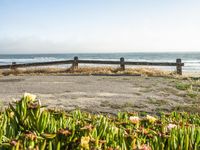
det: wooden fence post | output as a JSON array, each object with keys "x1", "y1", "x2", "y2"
[
  {"x1": 72, "y1": 56, "x2": 79, "y2": 70},
  {"x1": 120, "y1": 57, "x2": 125, "y2": 70},
  {"x1": 11, "y1": 62, "x2": 17, "y2": 70},
  {"x1": 176, "y1": 59, "x2": 182, "y2": 75}
]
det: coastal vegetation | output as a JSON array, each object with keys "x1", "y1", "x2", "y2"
[
  {"x1": 0, "y1": 93, "x2": 199, "y2": 150},
  {"x1": 0, "y1": 67, "x2": 173, "y2": 77}
]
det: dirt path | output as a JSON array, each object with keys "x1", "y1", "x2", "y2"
[{"x1": 0, "y1": 75, "x2": 199, "y2": 114}]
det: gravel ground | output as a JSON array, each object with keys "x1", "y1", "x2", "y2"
[{"x1": 0, "y1": 75, "x2": 198, "y2": 114}]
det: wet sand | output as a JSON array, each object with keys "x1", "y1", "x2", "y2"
[{"x1": 0, "y1": 75, "x2": 199, "y2": 114}]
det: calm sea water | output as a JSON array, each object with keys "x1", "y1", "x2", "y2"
[{"x1": 0, "y1": 52, "x2": 199, "y2": 72}]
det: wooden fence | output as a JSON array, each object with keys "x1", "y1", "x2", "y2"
[{"x1": 0, "y1": 57, "x2": 184, "y2": 75}]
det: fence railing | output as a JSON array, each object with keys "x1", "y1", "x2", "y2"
[{"x1": 0, "y1": 57, "x2": 184, "y2": 75}]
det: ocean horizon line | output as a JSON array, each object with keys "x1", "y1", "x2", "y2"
[{"x1": 1, "y1": 51, "x2": 200, "y2": 55}]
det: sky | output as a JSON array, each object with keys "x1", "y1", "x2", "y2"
[{"x1": 0, "y1": 0, "x2": 200, "y2": 54}]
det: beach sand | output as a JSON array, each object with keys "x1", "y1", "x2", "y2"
[{"x1": 0, "y1": 75, "x2": 199, "y2": 114}]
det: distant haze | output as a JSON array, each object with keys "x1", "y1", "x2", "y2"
[{"x1": 0, "y1": 0, "x2": 200, "y2": 54}]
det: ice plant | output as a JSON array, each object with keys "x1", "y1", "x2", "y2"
[
  {"x1": 38, "y1": 99, "x2": 41, "y2": 106},
  {"x1": 0, "y1": 94, "x2": 200, "y2": 149}
]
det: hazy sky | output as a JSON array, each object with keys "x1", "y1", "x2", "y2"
[{"x1": 0, "y1": 0, "x2": 200, "y2": 54}]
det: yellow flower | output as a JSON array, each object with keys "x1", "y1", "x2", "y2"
[
  {"x1": 129, "y1": 116, "x2": 140, "y2": 124},
  {"x1": 146, "y1": 115, "x2": 156, "y2": 123},
  {"x1": 112, "y1": 126, "x2": 119, "y2": 134},
  {"x1": 23, "y1": 93, "x2": 36, "y2": 101},
  {"x1": 9, "y1": 112, "x2": 15, "y2": 118},
  {"x1": 80, "y1": 136, "x2": 90, "y2": 150}
]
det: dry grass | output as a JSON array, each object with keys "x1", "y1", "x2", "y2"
[
  {"x1": 0, "y1": 67, "x2": 68, "y2": 76},
  {"x1": 0, "y1": 66, "x2": 175, "y2": 77},
  {"x1": 123, "y1": 68, "x2": 175, "y2": 76}
]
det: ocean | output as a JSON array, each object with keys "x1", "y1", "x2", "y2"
[{"x1": 0, "y1": 52, "x2": 199, "y2": 73}]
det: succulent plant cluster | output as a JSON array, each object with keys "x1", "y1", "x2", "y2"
[{"x1": 0, "y1": 93, "x2": 199, "y2": 150}]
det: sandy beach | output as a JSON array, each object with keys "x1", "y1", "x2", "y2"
[{"x1": 0, "y1": 75, "x2": 199, "y2": 114}]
